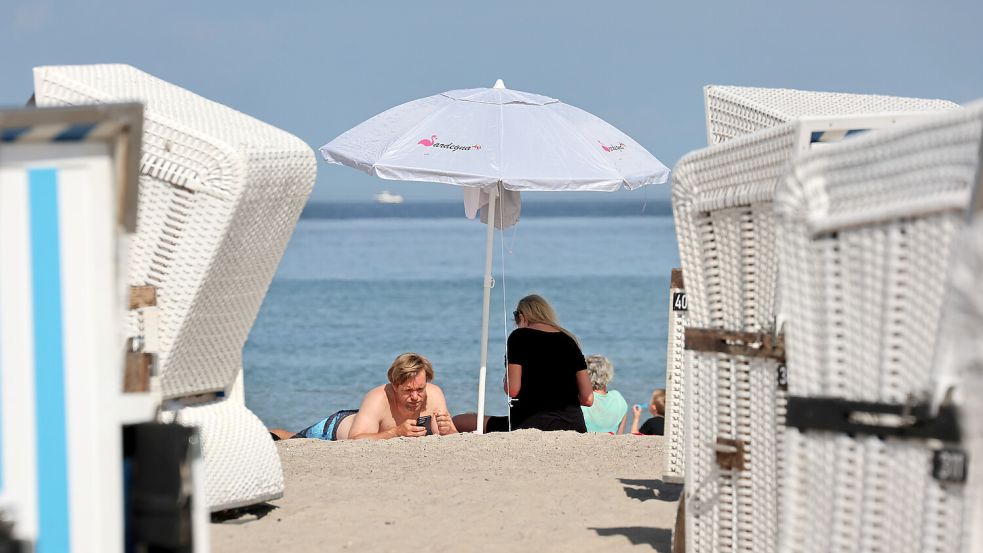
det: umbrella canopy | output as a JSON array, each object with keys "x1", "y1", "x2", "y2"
[
  {"x1": 320, "y1": 79, "x2": 670, "y2": 191},
  {"x1": 319, "y1": 80, "x2": 669, "y2": 433}
]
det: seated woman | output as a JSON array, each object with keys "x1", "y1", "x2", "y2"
[
  {"x1": 580, "y1": 355, "x2": 628, "y2": 433},
  {"x1": 454, "y1": 294, "x2": 594, "y2": 433},
  {"x1": 630, "y1": 388, "x2": 666, "y2": 435}
]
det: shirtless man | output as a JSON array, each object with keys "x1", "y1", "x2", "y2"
[
  {"x1": 270, "y1": 352, "x2": 457, "y2": 440},
  {"x1": 348, "y1": 352, "x2": 457, "y2": 439}
]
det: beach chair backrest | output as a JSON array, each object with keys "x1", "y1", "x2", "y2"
[
  {"x1": 775, "y1": 102, "x2": 983, "y2": 553},
  {"x1": 704, "y1": 85, "x2": 958, "y2": 145},
  {"x1": 32, "y1": 64, "x2": 316, "y2": 512}
]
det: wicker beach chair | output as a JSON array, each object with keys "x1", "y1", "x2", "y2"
[
  {"x1": 775, "y1": 102, "x2": 983, "y2": 553},
  {"x1": 672, "y1": 91, "x2": 959, "y2": 553},
  {"x1": 33, "y1": 64, "x2": 317, "y2": 511},
  {"x1": 661, "y1": 87, "x2": 959, "y2": 499}
]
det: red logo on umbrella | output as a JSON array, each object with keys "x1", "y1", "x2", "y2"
[
  {"x1": 598, "y1": 141, "x2": 626, "y2": 152},
  {"x1": 418, "y1": 135, "x2": 481, "y2": 151}
]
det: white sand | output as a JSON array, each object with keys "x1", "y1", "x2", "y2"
[{"x1": 211, "y1": 431, "x2": 680, "y2": 552}]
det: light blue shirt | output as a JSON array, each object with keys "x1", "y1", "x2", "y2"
[{"x1": 581, "y1": 389, "x2": 628, "y2": 433}]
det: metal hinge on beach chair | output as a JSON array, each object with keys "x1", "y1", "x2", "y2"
[
  {"x1": 126, "y1": 285, "x2": 159, "y2": 393},
  {"x1": 684, "y1": 327, "x2": 786, "y2": 473},
  {"x1": 784, "y1": 397, "x2": 966, "y2": 483}
]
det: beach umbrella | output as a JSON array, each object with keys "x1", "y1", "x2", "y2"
[{"x1": 320, "y1": 79, "x2": 669, "y2": 432}]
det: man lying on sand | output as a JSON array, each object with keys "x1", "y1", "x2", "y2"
[{"x1": 270, "y1": 352, "x2": 458, "y2": 441}]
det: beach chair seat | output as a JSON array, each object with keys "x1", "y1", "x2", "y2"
[
  {"x1": 33, "y1": 64, "x2": 317, "y2": 510},
  {"x1": 775, "y1": 102, "x2": 983, "y2": 553}
]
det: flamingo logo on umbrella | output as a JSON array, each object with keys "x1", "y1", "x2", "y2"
[
  {"x1": 597, "y1": 140, "x2": 626, "y2": 152},
  {"x1": 418, "y1": 135, "x2": 437, "y2": 147}
]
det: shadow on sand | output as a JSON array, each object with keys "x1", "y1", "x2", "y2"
[
  {"x1": 618, "y1": 478, "x2": 683, "y2": 502},
  {"x1": 590, "y1": 527, "x2": 673, "y2": 551}
]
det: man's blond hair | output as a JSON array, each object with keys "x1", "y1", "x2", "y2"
[
  {"x1": 387, "y1": 352, "x2": 434, "y2": 386},
  {"x1": 651, "y1": 388, "x2": 666, "y2": 416}
]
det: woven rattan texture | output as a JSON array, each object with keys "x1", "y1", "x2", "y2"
[
  {"x1": 705, "y1": 85, "x2": 958, "y2": 144},
  {"x1": 673, "y1": 125, "x2": 798, "y2": 553},
  {"x1": 663, "y1": 280, "x2": 688, "y2": 482},
  {"x1": 33, "y1": 64, "x2": 317, "y2": 399},
  {"x1": 171, "y1": 398, "x2": 285, "y2": 511},
  {"x1": 775, "y1": 105, "x2": 983, "y2": 553}
]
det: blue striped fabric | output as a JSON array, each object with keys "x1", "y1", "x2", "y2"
[
  {"x1": 53, "y1": 123, "x2": 96, "y2": 142},
  {"x1": 0, "y1": 127, "x2": 30, "y2": 142},
  {"x1": 2, "y1": 122, "x2": 103, "y2": 143},
  {"x1": 28, "y1": 168, "x2": 70, "y2": 553},
  {"x1": 810, "y1": 128, "x2": 870, "y2": 144}
]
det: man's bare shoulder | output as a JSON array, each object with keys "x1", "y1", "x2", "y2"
[
  {"x1": 361, "y1": 384, "x2": 389, "y2": 406},
  {"x1": 426, "y1": 382, "x2": 445, "y2": 396}
]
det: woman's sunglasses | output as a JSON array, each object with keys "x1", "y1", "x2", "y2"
[{"x1": 512, "y1": 310, "x2": 521, "y2": 324}]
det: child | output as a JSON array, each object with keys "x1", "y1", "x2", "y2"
[{"x1": 630, "y1": 388, "x2": 665, "y2": 435}]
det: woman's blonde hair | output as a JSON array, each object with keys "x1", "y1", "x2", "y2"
[
  {"x1": 387, "y1": 352, "x2": 434, "y2": 386},
  {"x1": 514, "y1": 294, "x2": 579, "y2": 346}
]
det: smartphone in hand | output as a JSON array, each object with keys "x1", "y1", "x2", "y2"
[{"x1": 416, "y1": 415, "x2": 433, "y2": 436}]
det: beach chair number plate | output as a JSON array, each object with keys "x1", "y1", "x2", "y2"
[
  {"x1": 672, "y1": 292, "x2": 688, "y2": 311},
  {"x1": 932, "y1": 449, "x2": 967, "y2": 483},
  {"x1": 776, "y1": 364, "x2": 788, "y2": 391}
]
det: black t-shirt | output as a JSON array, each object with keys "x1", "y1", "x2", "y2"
[
  {"x1": 506, "y1": 327, "x2": 587, "y2": 426},
  {"x1": 639, "y1": 416, "x2": 664, "y2": 436}
]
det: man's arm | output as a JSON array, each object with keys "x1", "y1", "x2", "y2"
[
  {"x1": 617, "y1": 414, "x2": 627, "y2": 435},
  {"x1": 428, "y1": 384, "x2": 458, "y2": 435}
]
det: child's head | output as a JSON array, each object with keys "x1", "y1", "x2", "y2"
[{"x1": 649, "y1": 388, "x2": 666, "y2": 417}]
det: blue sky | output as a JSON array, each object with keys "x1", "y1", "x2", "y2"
[{"x1": 2, "y1": 1, "x2": 981, "y2": 202}]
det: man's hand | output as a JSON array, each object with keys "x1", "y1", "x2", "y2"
[
  {"x1": 393, "y1": 419, "x2": 428, "y2": 438},
  {"x1": 434, "y1": 409, "x2": 457, "y2": 435}
]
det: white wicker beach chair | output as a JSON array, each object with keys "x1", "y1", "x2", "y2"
[
  {"x1": 672, "y1": 93, "x2": 959, "y2": 553},
  {"x1": 33, "y1": 64, "x2": 317, "y2": 511},
  {"x1": 775, "y1": 102, "x2": 983, "y2": 553},
  {"x1": 661, "y1": 87, "x2": 959, "y2": 509},
  {"x1": 704, "y1": 85, "x2": 956, "y2": 145}
]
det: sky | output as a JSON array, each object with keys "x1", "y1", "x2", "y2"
[{"x1": 2, "y1": 1, "x2": 981, "y2": 202}]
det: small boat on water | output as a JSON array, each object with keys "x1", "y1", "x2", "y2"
[{"x1": 373, "y1": 190, "x2": 404, "y2": 204}]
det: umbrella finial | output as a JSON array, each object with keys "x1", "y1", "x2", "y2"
[{"x1": 493, "y1": 79, "x2": 506, "y2": 89}]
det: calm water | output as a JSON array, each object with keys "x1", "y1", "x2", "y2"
[{"x1": 244, "y1": 200, "x2": 680, "y2": 430}]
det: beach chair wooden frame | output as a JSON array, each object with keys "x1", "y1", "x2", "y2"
[
  {"x1": 32, "y1": 64, "x2": 317, "y2": 511},
  {"x1": 774, "y1": 103, "x2": 983, "y2": 553}
]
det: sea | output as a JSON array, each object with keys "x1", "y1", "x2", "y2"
[{"x1": 243, "y1": 199, "x2": 681, "y2": 431}]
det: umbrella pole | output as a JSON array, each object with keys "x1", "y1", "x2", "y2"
[{"x1": 475, "y1": 185, "x2": 498, "y2": 435}]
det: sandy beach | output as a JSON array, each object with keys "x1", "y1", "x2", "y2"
[{"x1": 211, "y1": 431, "x2": 679, "y2": 552}]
